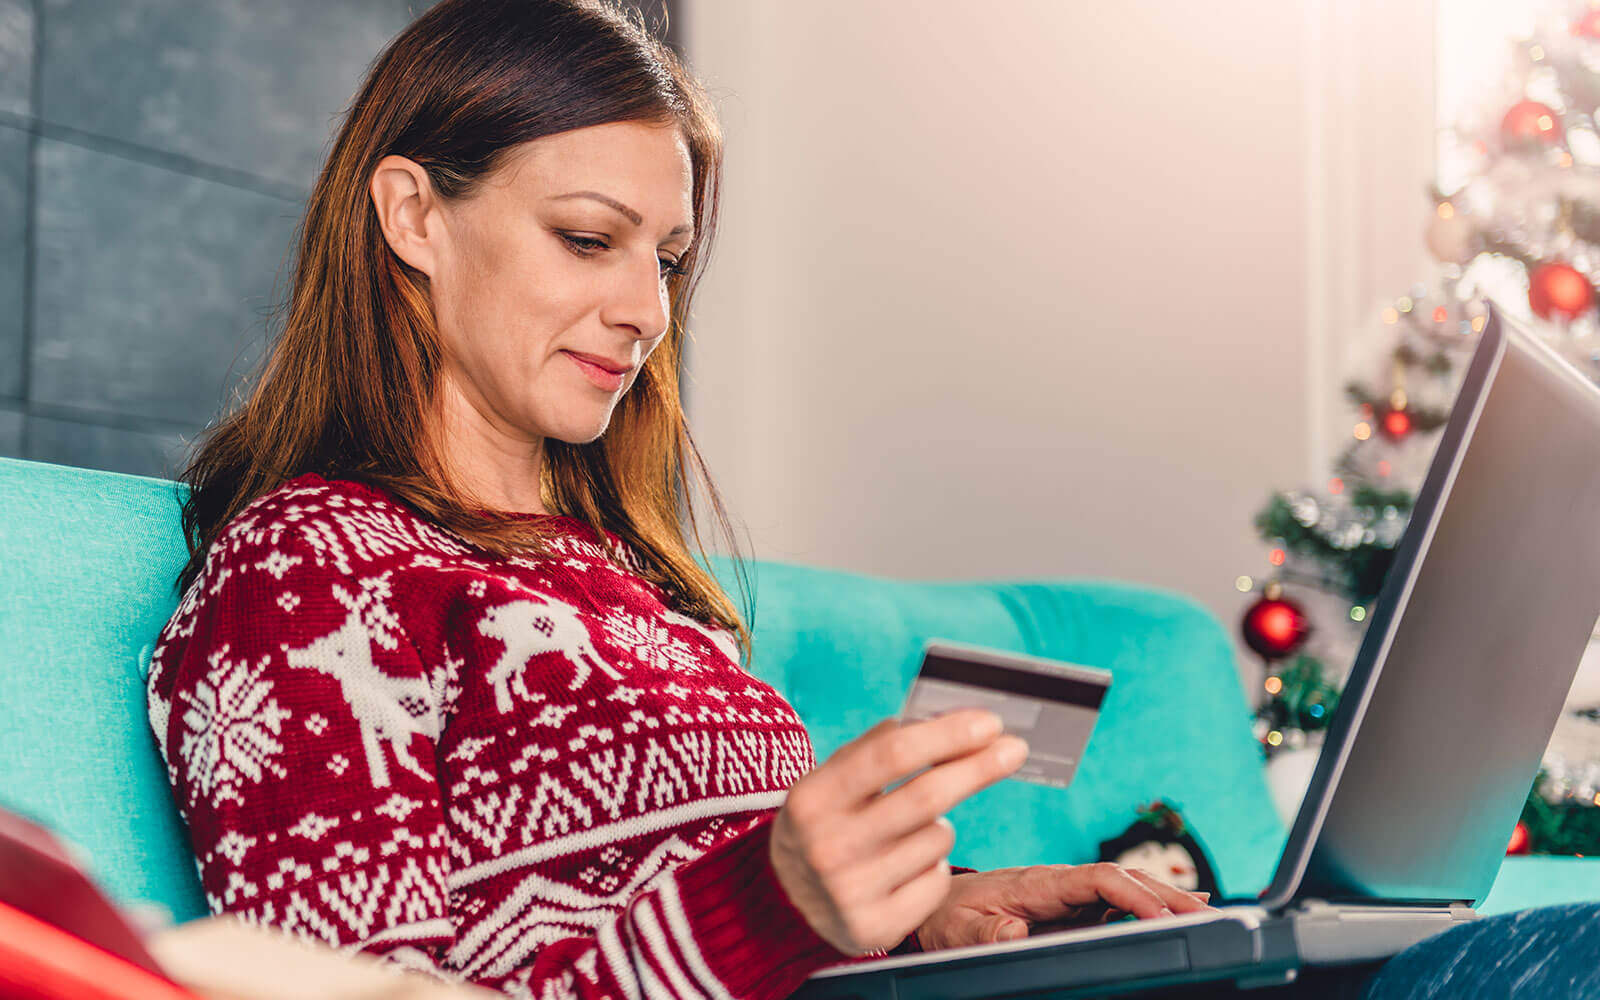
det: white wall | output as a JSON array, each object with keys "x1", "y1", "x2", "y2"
[{"x1": 681, "y1": 0, "x2": 1435, "y2": 683}]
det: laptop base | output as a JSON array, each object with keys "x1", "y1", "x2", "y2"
[{"x1": 792, "y1": 902, "x2": 1477, "y2": 1000}]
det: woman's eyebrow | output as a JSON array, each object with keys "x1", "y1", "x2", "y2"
[{"x1": 547, "y1": 190, "x2": 693, "y2": 238}]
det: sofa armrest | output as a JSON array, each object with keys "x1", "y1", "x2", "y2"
[{"x1": 1481, "y1": 856, "x2": 1600, "y2": 915}]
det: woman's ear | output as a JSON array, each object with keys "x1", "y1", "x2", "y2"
[{"x1": 370, "y1": 154, "x2": 444, "y2": 278}]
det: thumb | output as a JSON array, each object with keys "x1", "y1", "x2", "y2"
[{"x1": 976, "y1": 914, "x2": 1028, "y2": 943}]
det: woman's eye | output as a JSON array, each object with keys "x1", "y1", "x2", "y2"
[
  {"x1": 560, "y1": 233, "x2": 608, "y2": 255},
  {"x1": 561, "y1": 233, "x2": 686, "y2": 279}
]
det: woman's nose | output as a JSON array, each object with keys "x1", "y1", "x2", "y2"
[{"x1": 603, "y1": 254, "x2": 672, "y2": 341}]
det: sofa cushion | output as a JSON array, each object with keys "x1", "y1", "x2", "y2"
[
  {"x1": 711, "y1": 558, "x2": 1287, "y2": 899},
  {"x1": 2, "y1": 453, "x2": 1282, "y2": 924}
]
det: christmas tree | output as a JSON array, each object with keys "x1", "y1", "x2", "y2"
[{"x1": 1243, "y1": 1, "x2": 1600, "y2": 856}]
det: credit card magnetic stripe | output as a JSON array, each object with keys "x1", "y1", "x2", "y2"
[{"x1": 918, "y1": 650, "x2": 1110, "y2": 710}]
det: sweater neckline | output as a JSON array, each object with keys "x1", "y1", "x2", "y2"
[{"x1": 288, "y1": 472, "x2": 617, "y2": 542}]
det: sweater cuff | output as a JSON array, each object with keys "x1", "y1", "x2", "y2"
[{"x1": 669, "y1": 813, "x2": 856, "y2": 1000}]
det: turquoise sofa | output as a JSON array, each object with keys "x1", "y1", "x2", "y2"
[{"x1": 0, "y1": 455, "x2": 1594, "y2": 933}]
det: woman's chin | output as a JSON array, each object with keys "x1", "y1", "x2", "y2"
[{"x1": 543, "y1": 413, "x2": 613, "y2": 446}]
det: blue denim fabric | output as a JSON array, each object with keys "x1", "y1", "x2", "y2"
[{"x1": 1357, "y1": 902, "x2": 1600, "y2": 999}]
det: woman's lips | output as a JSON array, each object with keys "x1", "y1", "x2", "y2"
[{"x1": 564, "y1": 351, "x2": 625, "y2": 391}]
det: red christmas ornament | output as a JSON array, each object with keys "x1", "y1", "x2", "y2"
[
  {"x1": 1529, "y1": 262, "x2": 1596, "y2": 321},
  {"x1": 1241, "y1": 594, "x2": 1312, "y2": 661},
  {"x1": 1507, "y1": 821, "x2": 1530, "y2": 855},
  {"x1": 1381, "y1": 408, "x2": 1412, "y2": 441},
  {"x1": 1500, "y1": 100, "x2": 1564, "y2": 148},
  {"x1": 1575, "y1": 9, "x2": 1600, "y2": 39}
]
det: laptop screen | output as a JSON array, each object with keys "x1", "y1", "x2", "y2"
[{"x1": 1261, "y1": 305, "x2": 1600, "y2": 909}]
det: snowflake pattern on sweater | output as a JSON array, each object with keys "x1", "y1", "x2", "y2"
[{"x1": 146, "y1": 473, "x2": 866, "y2": 998}]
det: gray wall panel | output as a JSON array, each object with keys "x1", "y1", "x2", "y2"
[
  {"x1": 38, "y1": 0, "x2": 428, "y2": 191},
  {"x1": 0, "y1": 0, "x2": 31, "y2": 117},
  {"x1": 6, "y1": 0, "x2": 676, "y2": 480},
  {"x1": 23, "y1": 411, "x2": 187, "y2": 478},
  {"x1": 0, "y1": 124, "x2": 24, "y2": 399},
  {"x1": 0, "y1": 403, "x2": 20, "y2": 456},
  {"x1": 31, "y1": 138, "x2": 293, "y2": 426}
]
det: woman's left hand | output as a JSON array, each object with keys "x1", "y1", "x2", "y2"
[{"x1": 913, "y1": 862, "x2": 1217, "y2": 951}]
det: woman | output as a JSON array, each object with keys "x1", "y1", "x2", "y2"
[{"x1": 144, "y1": 0, "x2": 1211, "y2": 997}]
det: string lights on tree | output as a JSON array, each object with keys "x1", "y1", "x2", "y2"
[{"x1": 1240, "y1": 0, "x2": 1600, "y2": 854}]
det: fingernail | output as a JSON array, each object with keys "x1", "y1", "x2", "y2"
[{"x1": 1159, "y1": 907, "x2": 1175, "y2": 917}]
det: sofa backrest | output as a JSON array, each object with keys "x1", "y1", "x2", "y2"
[
  {"x1": 734, "y1": 562, "x2": 1286, "y2": 897},
  {"x1": 0, "y1": 456, "x2": 1285, "y2": 925},
  {"x1": 1, "y1": 456, "x2": 210, "y2": 922}
]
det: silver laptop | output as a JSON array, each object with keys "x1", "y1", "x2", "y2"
[{"x1": 795, "y1": 302, "x2": 1600, "y2": 999}]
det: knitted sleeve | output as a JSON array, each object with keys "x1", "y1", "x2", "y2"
[{"x1": 145, "y1": 527, "x2": 857, "y2": 999}]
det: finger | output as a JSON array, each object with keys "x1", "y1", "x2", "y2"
[
  {"x1": 819, "y1": 710, "x2": 1007, "y2": 806},
  {"x1": 866, "y1": 856, "x2": 953, "y2": 954},
  {"x1": 842, "y1": 816, "x2": 957, "y2": 900},
  {"x1": 1122, "y1": 868, "x2": 1215, "y2": 914},
  {"x1": 943, "y1": 864, "x2": 1138, "y2": 924},
  {"x1": 1047, "y1": 863, "x2": 1173, "y2": 921},
  {"x1": 851, "y1": 735, "x2": 1027, "y2": 843}
]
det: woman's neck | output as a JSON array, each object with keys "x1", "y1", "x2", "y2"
[{"x1": 430, "y1": 378, "x2": 549, "y2": 515}]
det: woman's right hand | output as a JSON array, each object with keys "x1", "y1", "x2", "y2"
[{"x1": 769, "y1": 709, "x2": 1026, "y2": 955}]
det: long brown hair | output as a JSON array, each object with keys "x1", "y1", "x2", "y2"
[{"x1": 175, "y1": 0, "x2": 755, "y2": 663}]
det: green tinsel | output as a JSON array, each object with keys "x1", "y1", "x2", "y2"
[
  {"x1": 1255, "y1": 654, "x2": 1341, "y2": 760},
  {"x1": 1253, "y1": 490, "x2": 1412, "y2": 604},
  {"x1": 1342, "y1": 381, "x2": 1452, "y2": 434},
  {"x1": 1519, "y1": 773, "x2": 1600, "y2": 856}
]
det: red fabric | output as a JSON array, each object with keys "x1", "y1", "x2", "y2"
[
  {"x1": 0, "y1": 901, "x2": 199, "y2": 1000},
  {"x1": 145, "y1": 473, "x2": 893, "y2": 998}
]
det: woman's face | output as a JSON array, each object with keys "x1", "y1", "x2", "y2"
[{"x1": 388, "y1": 120, "x2": 695, "y2": 448}]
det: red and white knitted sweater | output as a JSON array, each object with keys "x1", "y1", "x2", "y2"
[{"x1": 144, "y1": 472, "x2": 878, "y2": 998}]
